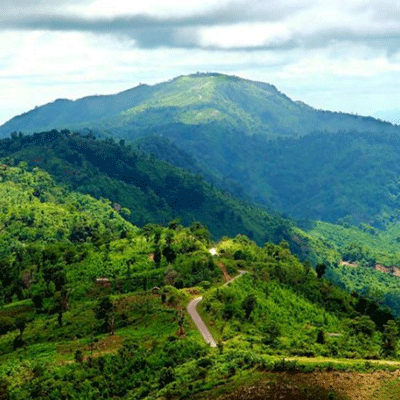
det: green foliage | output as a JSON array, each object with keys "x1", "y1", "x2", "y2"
[
  {"x1": 2, "y1": 73, "x2": 400, "y2": 399},
  {"x1": 316, "y1": 263, "x2": 327, "y2": 279},
  {"x1": 347, "y1": 316, "x2": 376, "y2": 337},
  {"x1": 326, "y1": 263, "x2": 400, "y2": 317},
  {"x1": 242, "y1": 294, "x2": 257, "y2": 320},
  {"x1": 0, "y1": 229, "x2": 398, "y2": 399},
  {"x1": 316, "y1": 329, "x2": 325, "y2": 345},
  {"x1": 0, "y1": 130, "x2": 311, "y2": 255},
  {"x1": 95, "y1": 296, "x2": 114, "y2": 333},
  {"x1": 3, "y1": 74, "x2": 399, "y2": 230},
  {"x1": 262, "y1": 321, "x2": 281, "y2": 347},
  {"x1": 306, "y1": 220, "x2": 400, "y2": 267},
  {"x1": 381, "y1": 320, "x2": 399, "y2": 358}
]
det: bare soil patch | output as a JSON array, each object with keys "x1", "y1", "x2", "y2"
[{"x1": 215, "y1": 370, "x2": 400, "y2": 400}]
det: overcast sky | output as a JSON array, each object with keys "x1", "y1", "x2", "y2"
[{"x1": 1, "y1": 0, "x2": 400, "y2": 125}]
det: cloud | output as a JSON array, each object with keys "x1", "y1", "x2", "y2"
[
  {"x1": 1, "y1": 0, "x2": 400, "y2": 125},
  {"x1": 0, "y1": 0, "x2": 314, "y2": 50},
  {"x1": 0, "y1": 0, "x2": 399, "y2": 54}
]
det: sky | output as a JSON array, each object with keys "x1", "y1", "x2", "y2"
[{"x1": 1, "y1": 0, "x2": 400, "y2": 125}]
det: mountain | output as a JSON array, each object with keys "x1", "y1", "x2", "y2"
[
  {"x1": 2, "y1": 73, "x2": 400, "y2": 226},
  {"x1": 0, "y1": 130, "x2": 316, "y2": 256},
  {"x1": 1, "y1": 72, "x2": 397, "y2": 139}
]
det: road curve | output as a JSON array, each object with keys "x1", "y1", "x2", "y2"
[
  {"x1": 187, "y1": 296, "x2": 217, "y2": 347},
  {"x1": 187, "y1": 270, "x2": 246, "y2": 347}
]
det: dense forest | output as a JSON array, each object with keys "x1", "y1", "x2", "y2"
[
  {"x1": 0, "y1": 161, "x2": 398, "y2": 399},
  {"x1": 2, "y1": 131, "x2": 400, "y2": 317},
  {"x1": 0, "y1": 129, "x2": 323, "y2": 258},
  {"x1": 127, "y1": 129, "x2": 400, "y2": 227}
]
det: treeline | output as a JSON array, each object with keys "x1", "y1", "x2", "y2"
[{"x1": 0, "y1": 129, "x2": 309, "y2": 252}]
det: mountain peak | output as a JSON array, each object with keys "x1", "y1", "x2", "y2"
[{"x1": 0, "y1": 73, "x2": 398, "y2": 139}]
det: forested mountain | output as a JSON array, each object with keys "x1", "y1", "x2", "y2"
[
  {"x1": 1, "y1": 73, "x2": 396, "y2": 140},
  {"x1": 0, "y1": 163, "x2": 398, "y2": 399},
  {"x1": 0, "y1": 130, "x2": 308, "y2": 254},
  {"x1": 2, "y1": 73, "x2": 400, "y2": 226}
]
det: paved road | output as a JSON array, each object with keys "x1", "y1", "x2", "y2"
[
  {"x1": 187, "y1": 296, "x2": 217, "y2": 347},
  {"x1": 187, "y1": 270, "x2": 246, "y2": 347}
]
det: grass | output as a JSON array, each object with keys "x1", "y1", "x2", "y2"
[{"x1": 373, "y1": 378, "x2": 400, "y2": 399}]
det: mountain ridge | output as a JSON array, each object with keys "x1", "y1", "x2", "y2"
[
  {"x1": 2, "y1": 73, "x2": 400, "y2": 227},
  {"x1": 1, "y1": 72, "x2": 397, "y2": 139}
]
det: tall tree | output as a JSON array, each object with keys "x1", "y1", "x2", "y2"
[{"x1": 382, "y1": 320, "x2": 399, "y2": 357}]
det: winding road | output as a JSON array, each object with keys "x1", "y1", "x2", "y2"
[
  {"x1": 187, "y1": 296, "x2": 217, "y2": 347},
  {"x1": 187, "y1": 253, "x2": 246, "y2": 347}
]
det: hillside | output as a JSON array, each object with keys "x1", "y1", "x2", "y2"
[
  {"x1": 1, "y1": 73, "x2": 396, "y2": 140},
  {"x1": 0, "y1": 130, "x2": 308, "y2": 254},
  {"x1": 0, "y1": 171, "x2": 399, "y2": 399},
  {"x1": 2, "y1": 73, "x2": 400, "y2": 226}
]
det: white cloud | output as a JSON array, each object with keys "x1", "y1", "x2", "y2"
[
  {"x1": 71, "y1": 0, "x2": 228, "y2": 18},
  {"x1": 198, "y1": 22, "x2": 292, "y2": 48},
  {"x1": 1, "y1": 0, "x2": 400, "y2": 125}
]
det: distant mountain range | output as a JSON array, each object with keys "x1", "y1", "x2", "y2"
[
  {"x1": 2, "y1": 72, "x2": 400, "y2": 226},
  {"x1": 1, "y1": 72, "x2": 397, "y2": 139}
]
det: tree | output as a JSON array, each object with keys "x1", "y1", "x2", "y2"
[
  {"x1": 382, "y1": 320, "x2": 399, "y2": 358},
  {"x1": 316, "y1": 263, "x2": 326, "y2": 279},
  {"x1": 242, "y1": 294, "x2": 257, "y2": 320},
  {"x1": 164, "y1": 267, "x2": 178, "y2": 286},
  {"x1": 13, "y1": 317, "x2": 26, "y2": 350},
  {"x1": 162, "y1": 232, "x2": 176, "y2": 263},
  {"x1": 74, "y1": 349, "x2": 84, "y2": 363},
  {"x1": 316, "y1": 329, "x2": 325, "y2": 344},
  {"x1": 30, "y1": 276, "x2": 47, "y2": 311},
  {"x1": 262, "y1": 321, "x2": 280, "y2": 347},
  {"x1": 189, "y1": 222, "x2": 211, "y2": 244},
  {"x1": 0, "y1": 377, "x2": 9, "y2": 400},
  {"x1": 348, "y1": 316, "x2": 376, "y2": 337},
  {"x1": 168, "y1": 219, "x2": 181, "y2": 231},
  {"x1": 57, "y1": 288, "x2": 69, "y2": 327},
  {"x1": 96, "y1": 296, "x2": 114, "y2": 333},
  {"x1": 303, "y1": 260, "x2": 312, "y2": 276}
]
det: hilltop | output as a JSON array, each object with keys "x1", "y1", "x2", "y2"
[
  {"x1": 0, "y1": 73, "x2": 396, "y2": 139},
  {"x1": 2, "y1": 73, "x2": 400, "y2": 226}
]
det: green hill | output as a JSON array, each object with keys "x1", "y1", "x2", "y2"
[
  {"x1": 0, "y1": 130, "x2": 308, "y2": 254},
  {"x1": 2, "y1": 73, "x2": 400, "y2": 226},
  {"x1": 0, "y1": 181, "x2": 397, "y2": 399},
  {"x1": 1, "y1": 73, "x2": 396, "y2": 140},
  {"x1": 1, "y1": 159, "x2": 399, "y2": 400}
]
